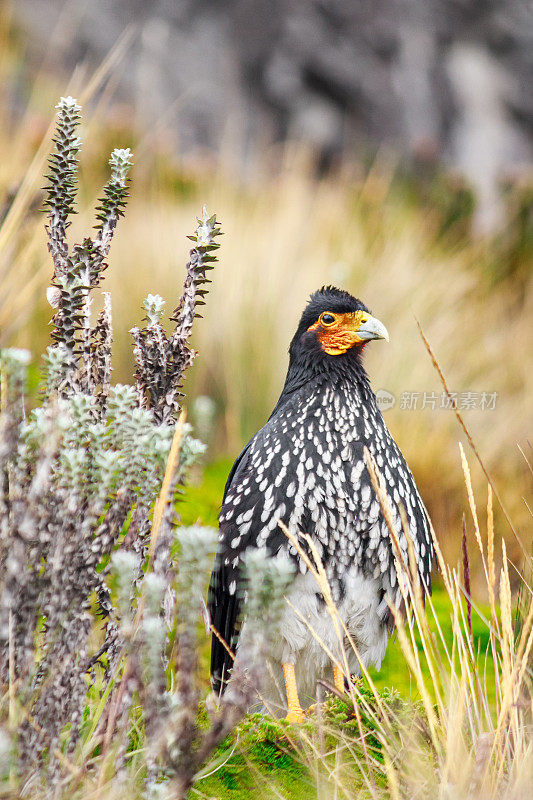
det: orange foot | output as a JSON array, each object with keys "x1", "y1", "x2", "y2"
[{"x1": 282, "y1": 662, "x2": 306, "y2": 724}]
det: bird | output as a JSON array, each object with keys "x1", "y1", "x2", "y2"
[{"x1": 208, "y1": 286, "x2": 433, "y2": 721}]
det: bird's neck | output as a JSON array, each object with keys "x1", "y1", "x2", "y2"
[{"x1": 275, "y1": 350, "x2": 373, "y2": 413}]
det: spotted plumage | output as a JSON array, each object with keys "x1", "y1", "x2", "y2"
[{"x1": 208, "y1": 287, "x2": 433, "y2": 714}]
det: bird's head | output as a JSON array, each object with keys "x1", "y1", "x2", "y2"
[{"x1": 290, "y1": 286, "x2": 389, "y2": 362}]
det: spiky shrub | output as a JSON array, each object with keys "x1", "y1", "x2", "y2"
[{"x1": 0, "y1": 98, "x2": 286, "y2": 797}]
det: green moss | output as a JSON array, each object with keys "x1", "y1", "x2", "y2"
[
  {"x1": 194, "y1": 689, "x2": 404, "y2": 799},
  {"x1": 196, "y1": 714, "x2": 312, "y2": 798}
]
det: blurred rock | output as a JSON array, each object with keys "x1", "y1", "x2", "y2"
[{"x1": 14, "y1": 0, "x2": 533, "y2": 230}]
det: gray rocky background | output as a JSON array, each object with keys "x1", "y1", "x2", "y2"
[{"x1": 15, "y1": 0, "x2": 533, "y2": 232}]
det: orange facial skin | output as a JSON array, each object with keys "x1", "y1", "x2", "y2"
[{"x1": 307, "y1": 311, "x2": 368, "y2": 355}]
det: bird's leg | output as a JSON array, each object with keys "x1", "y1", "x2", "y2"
[
  {"x1": 333, "y1": 663, "x2": 345, "y2": 694},
  {"x1": 282, "y1": 662, "x2": 305, "y2": 723}
]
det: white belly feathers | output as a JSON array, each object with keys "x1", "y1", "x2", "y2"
[{"x1": 244, "y1": 563, "x2": 390, "y2": 715}]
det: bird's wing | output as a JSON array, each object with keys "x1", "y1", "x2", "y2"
[
  {"x1": 208, "y1": 552, "x2": 243, "y2": 695},
  {"x1": 208, "y1": 436, "x2": 257, "y2": 694},
  {"x1": 208, "y1": 409, "x2": 313, "y2": 693}
]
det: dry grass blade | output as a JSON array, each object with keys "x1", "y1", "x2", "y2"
[
  {"x1": 416, "y1": 318, "x2": 526, "y2": 557},
  {"x1": 147, "y1": 411, "x2": 186, "y2": 566},
  {"x1": 499, "y1": 542, "x2": 513, "y2": 681},
  {"x1": 462, "y1": 514, "x2": 473, "y2": 639},
  {"x1": 78, "y1": 27, "x2": 136, "y2": 106},
  {"x1": 487, "y1": 485, "x2": 497, "y2": 620},
  {"x1": 364, "y1": 447, "x2": 407, "y2": 574},
  {"x1": 459, "y1": 443, "x2": 483, "y2": 557}
]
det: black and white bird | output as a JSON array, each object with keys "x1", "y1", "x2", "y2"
[{"x1": 208, "y1": 287, "x2": 433, "y2": 720}]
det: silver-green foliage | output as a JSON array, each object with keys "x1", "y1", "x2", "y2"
[
  {"x1": 0, "y1": 96, "x2": 290, "y2": 800},
  {"x1": 0, "y1": 97, "x2": 215, "y2": 788}
]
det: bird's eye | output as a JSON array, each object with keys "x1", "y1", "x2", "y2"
[{"x1": 320, "y1": 313, "x2": 335, "y2": 326}]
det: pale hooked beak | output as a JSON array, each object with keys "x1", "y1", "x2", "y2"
[{"x1": 357, "y1": 314, "x2": 390, "y2": 342}]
